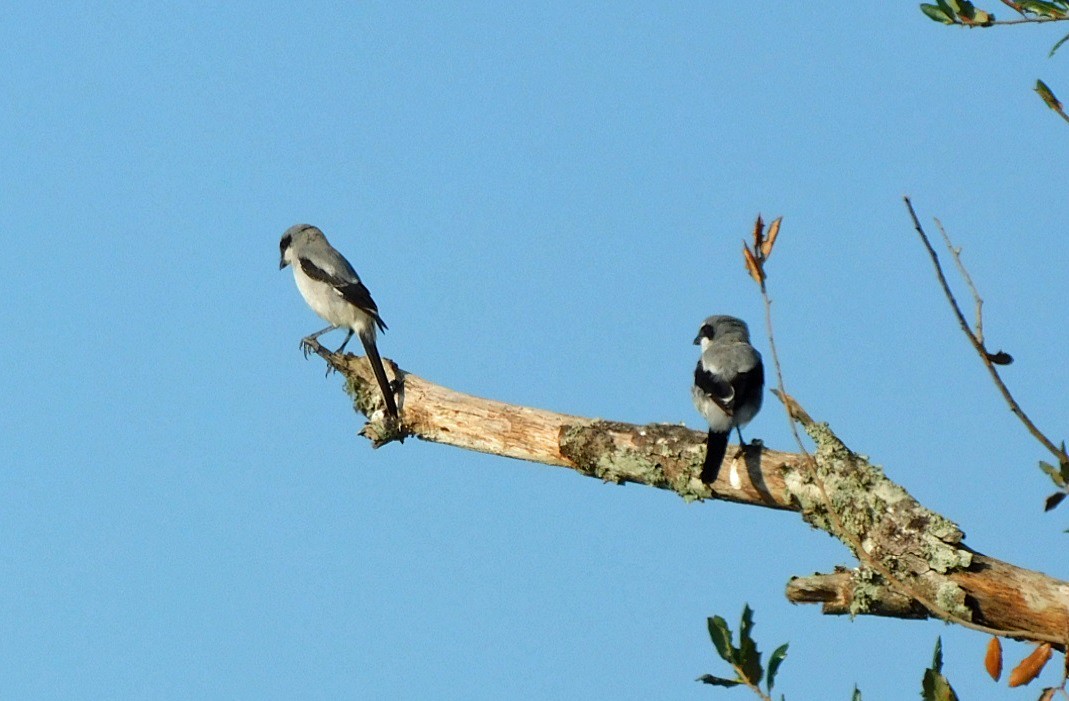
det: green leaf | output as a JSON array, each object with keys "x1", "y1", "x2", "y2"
[
  {"x1": 739, "y1": 604, "x2": 755, "y2": 645},
  {"x1": 696, "y1": 674, "x2": 741, "y2": 687},
  {"x1": 737, "y1": 605, "x2": 763, "y2": 684},
  {"x1": 1021, "y1": 0, "x2": 1068, "y2": 17},
  {"x1": 707, "y1": 616, "x2": 735, "y2": 664},
  {"x1": 920, "y1": 3, "x2": 956, "y2": 23},
  {"x1": 1048, "y1": 32, "x2": 1069, "y2": 57},
  {"x1": 852, "y1": 686, "x2": 863, "y2": 701},
  {"x1": 955, "y1": 0, "x2": 978, "y2": 21},
  {"x1": 922, "y1": 638, "x2": 960, "y2": 701},
  {"x1": 1040, "y1": 461, "x2": 1066, "y2": 487},
  {"x1": 922, "y1": 669, "x2": 960, "y2": 701},
  {"x1": 767, "y1": 643, "x2": 788, "y2": 692},
  {"x1": 1045, "y1": 492, "x2": 1066, "y2": 512},
  {"x1": 1036, "y1": 79, "x2": 1064, "y2": 112}
]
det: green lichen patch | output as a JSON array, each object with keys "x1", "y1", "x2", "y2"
[
  {"x1": 790, "y1": 421, "x2": 972, "y2": 619},
  {"x1": 559, "y1": 421, "x2": 709, "y2": 499}
]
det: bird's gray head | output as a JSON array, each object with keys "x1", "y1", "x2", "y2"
[
  {"x1": 694, "y1": 315, "x2": 751, "y2": 347},
  {"x1": 279, "y1": 224, "x2": 325, "y2": 270}
]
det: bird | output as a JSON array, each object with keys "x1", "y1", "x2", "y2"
[
  {"x1": 279, "y1": 223, "x2": 398, "y2": 418},
  {"x1": 691, "y1": 315, "x2": 764, "y2": 483}
]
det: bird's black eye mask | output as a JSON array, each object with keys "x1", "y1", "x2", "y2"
[
  {"x1": 280, "y1": 234, "x2": 292, "y2": 255},
  {"x1": 700, "y1": 325, "x2": 715, "y2": 340}
]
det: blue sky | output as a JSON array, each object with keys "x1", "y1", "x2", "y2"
[{"x1": 3, "y1": 3, "x2": 1068, "y2": 699}]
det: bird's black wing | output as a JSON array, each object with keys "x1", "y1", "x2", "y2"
[
  {"x1": 694, "y1": 362, "x2": 735, "y2": 415},
  {"x1": 299, "y1": 257, "x2": 388, "y2": 332},
  {"x1": 730, "y1": 355, "x2": 764, "y2": 416}
]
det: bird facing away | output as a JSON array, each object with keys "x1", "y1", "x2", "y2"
[
  {"x1": 691, "y1": 315, "x2": 764, "y2": 483},
  {"x1": 279, "y1": 224, "x2": 398, "y2": 417}
]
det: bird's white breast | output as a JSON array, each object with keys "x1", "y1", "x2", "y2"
[{"x1": 292, "y1": 267, "x2": 373, "y2": 336}]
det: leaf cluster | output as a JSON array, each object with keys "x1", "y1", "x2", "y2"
[
  {"x1": 920, "y1": 0, "x2": 1069, "y2": 24},
  {"x1": 1038, "y1": 447, "x2": 1069, "y2": 511},
  {"x1": 920, "y1": 0, "x2": 996, "y2": 25},
  {"x1": 698, "y1": 605, "x2": 788, "y2": 700}
]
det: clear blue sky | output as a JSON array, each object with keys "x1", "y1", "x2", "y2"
[{"x1": 3, "y1": 3, "x2": 1067, "y2": 699}]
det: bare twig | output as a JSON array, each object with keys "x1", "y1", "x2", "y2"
[
  {"x1": 743, "y1": 217, "x2": 808, "y2": 458},
  {"x1": 984, "y1": 17, "x2": 1069, "y2": 24},
  {"x1": 732, "y1": 667, "x2": 772, "y2": 701},
  {"x1": 904, "y1": 197, "x2": 1068, "y2": 465},
  {"x1": 935, "y1": 218, "x2": 985, "y2": 342}
]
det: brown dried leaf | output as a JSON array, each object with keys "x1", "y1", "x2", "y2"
[
  {"x1": 984, "y1": 637, "x2": 1002, "y2": 681},
  {"x1": 761, "y1": 217, "x2": 782, "y2": 258},
  {"x1": 1008, "y1": 643, "x2": 1052, "y2": 688},
  {"x1": 986, "y1": 350, "x2": 1014, "y2": 366},
  {"x1": 742, "y1": 244, "x2": 763, "y2": 284},
  {"x1": 752, "y1": 215, "x2": 764, "y2": 251}
]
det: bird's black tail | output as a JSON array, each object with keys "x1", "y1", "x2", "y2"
[
  {"x1": 359, "y1": 333, "x2": 399, "y2": 417},
  {"x1": 701, "y1": 430, "x2": 728, "y2": 483}
]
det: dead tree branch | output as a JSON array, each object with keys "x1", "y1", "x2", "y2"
[{"x1": 303, "y1": 339, "x2": 1069, "y2": 648}]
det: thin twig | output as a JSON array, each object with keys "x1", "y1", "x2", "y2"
[
  {"x1": 749, "y1": 215, "x2": 1066, "y2": 645},
  {"x1": 979, "y1": 16, "x2": 1069, "y2": 25},
  {"x1": 759, "y1": 290, "x2": 809, "y2": 459},
  {"x1": 904, "y1": 197, "x2": 1068, "y2": 464},
  {"x1": 935, "y1": 217, "x2": 985, "y2": 342},
  {"x1": 730, "y1": 662, "x2": 772, "y2": 701}
]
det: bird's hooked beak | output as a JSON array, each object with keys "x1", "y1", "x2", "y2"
[
  {"x1": 279, "y1": 257, "x2": 288, "y2": 270},
  {"x1": 693, "y1": 335, "x2": 701, "y2": 345}
]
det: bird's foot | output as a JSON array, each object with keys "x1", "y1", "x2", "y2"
[{"x1": 300, "y1": 336, "x2": 320, "y2": 359}]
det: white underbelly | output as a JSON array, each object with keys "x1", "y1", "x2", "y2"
[{"x1": 294, "y1": 269, "x2": 373, "y2": 335}]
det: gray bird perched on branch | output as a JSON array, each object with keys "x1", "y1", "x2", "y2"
[
  {"x1": 279, "y1": 224, "x2": 398, "y2": 417},
  {"x1": 692, "y1": 315, "x2": 764, "y2": 483}
]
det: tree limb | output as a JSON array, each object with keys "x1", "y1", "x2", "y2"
[{"x1": 307, "y1": 339, "x2": 1069, "y2": 648}]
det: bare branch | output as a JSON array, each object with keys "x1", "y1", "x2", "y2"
[
  {"x1": 743, "y1": 216, "x2": 809, "y2": 457},
  {"x1": 983, "y1": 16, "x2": 1069, "y2": 25},
  {"x1": 305, "y1": 340, "x2": 1069, "y2": 647},
  {"x1": 904, "y1": 197, "x2": 1069, "y2": 465}
]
